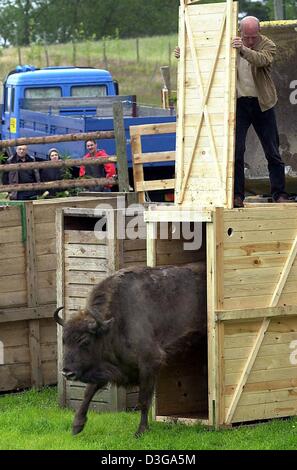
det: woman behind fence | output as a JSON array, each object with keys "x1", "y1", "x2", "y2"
[{"x1": 40, "y1": 148, "x2": 65, "y2": 197}]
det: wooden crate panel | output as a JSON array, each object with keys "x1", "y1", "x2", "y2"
[
  {"x1": 175, "y1": 1, "x2": 238, "y2": 208},
  {"x1": 221, "y1": 207, "x2": 297, "y2": 309},
  {"x1": 222, "y1": 316, "x2": 297, "y2": 424},
  {"x1": 58, "y1": 207, "x2": 146, "y2": 412},
  {"x1": 0, "y1": 197, "x2": 104, "y2": 392}
]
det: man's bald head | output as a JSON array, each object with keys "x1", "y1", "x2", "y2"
[{"x1": 239, "y1": 16, "x2": 260, "y2": 49}]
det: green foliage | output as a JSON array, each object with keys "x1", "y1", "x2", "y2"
[{"x1": 0, "y1": 0, "x2": 296, "y2": 47}]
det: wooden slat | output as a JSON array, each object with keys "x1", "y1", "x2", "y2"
[
  {"x1": 217, "y1": 304, "x2": 297, "y2": 322},
  {"x1": 131, "y1": 133, "x2": 145, "y2": 203},
  {"x1": 26, "y1": 203, "x2": 43, "y2": 389},
  {"x1": 56, "y1": 208, "x2": 66, "y2": 407},
  {"x1": 175, "y1": 0, "x2": 237, "y2": 208},
  {"x1": 129, "y1": 122, "x2": 176, "y2": 136},
  {"x1": 133, "y1": 151, "x2": 175, "y2": 164},
  {"x1": 135, "y1": 179, "x2": 175, "y2": 192}
]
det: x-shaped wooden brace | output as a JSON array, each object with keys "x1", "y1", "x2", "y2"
[{"x1": 177, "y1": 1, "x2": 229, "y2": 204}]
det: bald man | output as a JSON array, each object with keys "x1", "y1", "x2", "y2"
[{"x1": 232, "y1": 16, "x2": 288, "y2": 207}]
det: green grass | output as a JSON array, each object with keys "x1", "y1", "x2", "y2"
[
  {"x1": 0, "y1": 35, "x2": 178, "y2": 106},
  {"x1": 0, "y1": 387, "x2": 297, "y2": 450}
]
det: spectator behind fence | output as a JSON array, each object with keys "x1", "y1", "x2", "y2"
[
  {"x1": 39, "y1": 148, "x2": 65, "y2": 197},
  {"x1": 79, "y1": 139, "x2": 116, "y2": 192},
  {"x1": 5, "y1": 145, "x2": 40, "y2": 200}
]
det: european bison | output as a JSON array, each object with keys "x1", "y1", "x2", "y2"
[{"x1": 54, "y1": 262, "x2": 206, "y2": 436}]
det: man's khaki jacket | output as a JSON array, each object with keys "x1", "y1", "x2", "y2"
[{"x1": 240, "y1": 34, "x2": 277, "y2": 111}]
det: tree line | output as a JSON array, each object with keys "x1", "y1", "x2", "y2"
[{"x1": 0, "y1": 0, "x2": 296, "y2": 47}]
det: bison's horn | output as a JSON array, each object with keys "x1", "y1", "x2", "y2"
[{"x1": 54, "y1": 306, "x2": 65, "y2": 327}]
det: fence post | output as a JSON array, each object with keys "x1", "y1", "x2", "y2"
[
  {"x1": 136, "y1": 38, "x2": 140, "y2": 63},
  {"x1": 103, "y1": 39, "x2": 108, "y2": 69},
  {"x1": 113, "y1": 102, "x2": 130, "y2": 194},
  {"x1": 72, "y1": 38, "x2": 77, "y2": 66},
  {"x1": 43, "y1": 33, "x2": 50, "y2": 67}
]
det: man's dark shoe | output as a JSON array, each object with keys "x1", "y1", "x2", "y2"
[
  {"x1": 274, "y1": 194, "x2": 293, "y2": 203},
  {"x1": 234, "y1": 196, "x2": 244, "y2": 208}
]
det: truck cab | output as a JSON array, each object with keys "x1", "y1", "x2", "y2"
[{"x1": 1, "y1": 65, "x2": 118, "y2": 141}]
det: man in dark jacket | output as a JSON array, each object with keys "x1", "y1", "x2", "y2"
[{"x1": 6, "y1": 145, "x2": 40, "y2": 200}]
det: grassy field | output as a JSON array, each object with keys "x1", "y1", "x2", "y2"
[
  {"x1": 0, "y1": 35, "x2": 178, "y2": 107},
  {"x1": 0, "y1": 387, "x2": 297, "y2": 450}
]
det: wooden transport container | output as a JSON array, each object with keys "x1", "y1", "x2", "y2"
[
  {"x1": 56, "y1": 203, "x2": 147, "y2": 413},
  {"x1": 145, "y1": 204, "x2": 297, "y2": 427},
  {"x1": 0, "y1": 196, "x2": 108, "y2": 392}
]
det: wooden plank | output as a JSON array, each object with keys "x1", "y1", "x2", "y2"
[
  {"x1": 66, "y1": 284, "x2": 95, "y2": 298},
  {"x1": 224, "y1": 240, "x2": 293, "y2": 258},
  {"x1": 147, "y1": 222, "x2": 157, "y2": 267},
  {"x1": 0, "y1": 304, "x2": 55, "y2": 323},
  {"x1": 229, "y1": 399, "x2": 297, "y2": 423},
  {"x1": 0, "y1": 257, "x2": 26, "y2": 276},
  {"x1": 0, "y1": 364, "x2": 31, "y2": 391},
  {"x1": 65, "y1": 257, "x2": 108, "y2": 271},
  {"x1": 144, "y1": 205, "x2": 212, "y2": 223},
  {"x1": 0, "y1": 206, "x2": 22, "y2": 228},
  {"x1": 225, "y1": 388, "x2": 297, "y2": 406},
  {"x1": 0, "y1": 242, "x2": 25, "y2": 260},
  {"x1": 224, "y1": 218, "x2": 297, "y2": 233},
  {"x1": 0, "y1": 226, "x2": 23, "y2": 244},
  {"x1": 176, "y1": 0, "x2": 237, "y2": 208},
  {"x1": 224, "y1": 0, "x2": 237, "y2": 208},
  {"x1": 131, "y1": 133, "x2": 145, "y2": 203},
  {"x1": 177, "y1": 5, "x2": 227, "y2": 204},
  {"x1": 270, "y1": 234, "x2": 297, "y2": 306},
  {"x1": 56, "y1": 208, "x2": 66, "y2": 407},
  {"x1": 25, "y1": 203, "x2": 43, "y2": 389},
  {"x1": 217, "y1": 305, "x2": 297, "y2": 322},
  {"x1": 225, "y1": 366, "x2": 297, "y2": 388},
  {"x1": 123, "y1": 250, "x2": 146, "y2": 264},
  {"x1": 206, "y1": 219, "x2": 217, "y2": 427},
  {"x1": 174, "y1": 0, "x2": 186, "y2": 204},
  {"x1": 225, "y1": 378, "x2": 297, "y2": 395},
  {"x1": 222, "y1": 292, "x2": 297, "y2": 310},
  {"x1": 135, "y1": 179, "x2": 175, "y2": 192},
  {"x1": 32, "y1": 196, "x2": 101, "y2": 223},
  {"x1": 224, "y1": 228, "x2": 297, "y2": 244},
  {"x1": 224, "y1": 227, "x2": 297, "y2": 423},
  {"x1": 133, "y1": 151, "x2": 175, "y2": 164},
  {"x1": 65, "y1": 270, "x2": 107, "y2": 285},
  {"x1": 225, "y1": 353, "x2": 297, "y2": 374},
  {"x1": 0, "y1": 274, "x2": 26, "y2": 293},
  {"x1": 64, "y1": 244, "x2": 107, "y2": 258},
  {"x1": 113, "y1": 101, "x2": 130, "y2": 193},
  {"x1": 35, "y1": 238, "x2": 56, "y2": 256},
  {"x1": 64, "y1": 230, "x2": 107, "y2": 245},
  {"x1": 129, "y1": 122, "x2": 176, "y2": 136}
]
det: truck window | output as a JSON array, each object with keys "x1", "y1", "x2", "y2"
[
  {"x1": 24, "y1": 87, "x2": 61, "y2": 99},
  {"x1": 11, "y1": 87, "x2": 15, "y2": 112},
  {"x1": 5, "y1": 86, "x2": 15, "y2": 112},
  {"x1": 71, "y1": 86, "x2": 107, "y2": 97}
]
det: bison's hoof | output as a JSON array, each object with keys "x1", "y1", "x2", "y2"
[
  {"x1": 72, "y1": 420, "x2": 86, "y2": 435},
  {"x1": 134, "y1": 426, "x2": 148, "y2": 438}
]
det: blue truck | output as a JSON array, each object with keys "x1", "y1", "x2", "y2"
[{"x1": 0, "y1": 65, "x2": 176, "y2": 197}]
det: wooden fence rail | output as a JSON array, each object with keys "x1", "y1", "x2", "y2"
[
  {"x1": 0, "y1": 131, "x2": 115, "y2": 149},
  {"x1": 0, "y1": 157, "x2": 117, "y2": 172},
  {"x1": 0, "y1": 102, "x2": 130, "y2": 194},
  {"x1": 0, "y1": 177, "x2": 117, "y2": 193}
]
